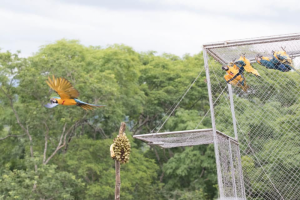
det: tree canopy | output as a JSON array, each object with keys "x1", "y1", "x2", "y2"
[
  {"x1": 0, "y1": 40, "x2": 214, "y2": 199},
  {"x1": 1, "y1": 39, "x2": 298, "y2": 199}
]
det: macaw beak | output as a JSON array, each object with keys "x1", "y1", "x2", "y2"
[
  {"x1": 45, "y1": 98, "x2": 58, "y2": 108},
  {"x1": 50, "y1": 98, "x2": 58, "y2": 104},
  {"x1": 255, "y1": 56, "x2": 260, "y2": 62},
  {"x1": 222, "y1": 65, "x2": 229, "y2": 71}
]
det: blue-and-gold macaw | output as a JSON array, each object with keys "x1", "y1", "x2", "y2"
[
  {"x1": 256, "y1": 50, "x2": 293, "y2": 72},
  {"x1": 44, "y1": 76, "x2": 105, "y2": 110},
  {"x1": 222, "y1": 64, "x2": 249, "y2": 92},
  {"x1": 222, "y1": 56, "x2": 259, "y2": 92}
]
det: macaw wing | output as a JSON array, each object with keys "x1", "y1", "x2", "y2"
[
  {"x1": 234, "y1": 60, "x2": 246, "y2": 68},
  {"x1": 244, "y1": 65, "x2": 260, "y2": 76},
  {"x1": 224, "y1": 74, "x2": 233, "y2": 83},
  {"x1": 238, "y1": 56, "x2": 260, "y2": 76},
  {"x1": 274, "y1": 51, "x2": 293, "y2": 65},
  {"x1": 46, "y1": 76, "x2": 79, "y2": 99},
  {"x1": 225, "y1": 74, "x2": 248, "y2": 91},
  {"x1": 231, "y1": 63, "x2": 242, "y2": 71},
  {"x1": 262, "y1": 60, "x2": 276, "y2": 69},
  {"x1": 259, "y1": 57, "x2": 277, "y2": 69},
  {"x1": 74, "y1": 99, "x2": 106, "y2": 111},
  {"x1": 44, "y1": 103, "x2": 59, "y2": 108},
  {"x1": 233, "y1": 72, "x2": 248, "y2": 91},
  {"x1": 275, "y1": 63, "x2": 291, "y2": 72}
]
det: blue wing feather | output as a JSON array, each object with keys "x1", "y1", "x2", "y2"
[{"x1": 74, "y1": 99, "x2": 105, "y2": 107}]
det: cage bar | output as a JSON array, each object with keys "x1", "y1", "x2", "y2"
[{"x1": 204, "y1": 33, "x2": 300, "y2": 199}]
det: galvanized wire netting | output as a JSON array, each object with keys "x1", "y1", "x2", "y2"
[
  {"x1": 216, "y1": 134, "x2": 245, "y2": 199},
  {"x1": 133, "y1": 129, "x2": 234, "y2": 148},
  {"x1": 134, "y1": 34, "x2": 300, "y2": 200},
  {"x1": 134, "y1": 130, "x2": 246, "y2": 199},
  {"x1": 205, "y1": 34, "x2": 300, "y2": 200},
  {"x1": 133, "y1": 129, "x2": 214, "y2": 148}
]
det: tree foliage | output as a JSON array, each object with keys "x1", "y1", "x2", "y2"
[
  {"x1": 0, "y1": 40, "x2": 213, "y2": 199},
  {"x1": 2, "y1": 39, "x2": 297, "y2": 199}
]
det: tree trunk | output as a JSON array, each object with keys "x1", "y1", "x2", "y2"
[
  {"x1": 115, "y1": 160, "x2": 121, "y2": 200},
  {"x1": 115, "y1": 122, "x2": 126, "y2": 200}
]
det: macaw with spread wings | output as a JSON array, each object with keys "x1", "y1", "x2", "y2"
[{"x1": 44, "y1": 76, "x2": 105, "y2": 110}]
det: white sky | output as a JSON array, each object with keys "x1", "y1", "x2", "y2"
[{"x1": 1, "y1": 0, "x2": 300, "y2": 57}]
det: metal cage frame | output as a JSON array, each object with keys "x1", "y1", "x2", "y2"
[
  {"x1": 204, "y1": 33, "x2": 300, "y2": 200},
  {"x1": 134, "y1": 33, "x2": 300, "y2": 200}
]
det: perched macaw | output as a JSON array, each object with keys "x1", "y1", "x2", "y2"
[
  {"x1": 256, "y1": 51, "x2": 293, "y2": 72},
  {"x1": 222, "y1": 64, "x2": 249, "y2": 92},
  {"x1": 44, "y1": 76, "x2": 105, "y2": 110},
  {"x1": 222, "y1": 56, "x2": 259, "y2": 92}
]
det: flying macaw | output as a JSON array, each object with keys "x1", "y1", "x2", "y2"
[
  {"x1": 44, "y1": 76, "x2": 105, "y2": 110},
  {"x1": 222, "y1": 56, "x2": 259, "y2": 92},
  {"x1": 256, "y1": 51, "x2": 293, "y2": 72}
]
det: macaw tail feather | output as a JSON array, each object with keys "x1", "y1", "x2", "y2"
[
  {"x1": 74, "y1": 99, "x2": 105, "y2": 110},
  {"x1": 240, "y1": 84, "x2": 249, "y2": 92},
  {"x1": 79, "y1": 104, "x2": 106, "y2": 110}
]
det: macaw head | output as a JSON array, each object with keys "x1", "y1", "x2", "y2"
[
  {"x1": 50, "y1": 98, "x2": 58, "y2": 104},
  {"x1": 222, "y1": 65, "x2": 229, "y2": 71},
  {"x1": 44, "y1": 97, "x2": 60, "y2": 108},
  {"x1": 255, "y1": 54, "x2": 263, "y2": 64}
]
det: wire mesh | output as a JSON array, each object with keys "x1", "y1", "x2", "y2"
[
  {"x1": 133, "y1": 129, "x2": 246, "y2": 199},
  {"x1": 133, "y1": 129, "x2": 214, "y2": 148},
  {"x1": 205, "y1": 33, "x2": 300, "y2": 200},
  {"x1": 133, "y1": 129, "x2": 236, "y2": 148}
]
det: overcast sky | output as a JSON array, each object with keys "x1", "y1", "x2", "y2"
[{"x1": 1, "y1": 0, "x2": 300, "y2": 57}]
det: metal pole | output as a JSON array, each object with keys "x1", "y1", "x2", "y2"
[
  {"x1": 228, "y1": 139, "x2": 238, "y2": 198},
  {"x1": 228, "y1": 84, "x2": 247, "y2": 198},
  {"x1": 203, "y1": 48, "x2": 224, "y2": 197},
  {"x1": 236, "y1": 145, "x2": 247, "y2": 199},
  {"x1": 228, "y1": 84, "x2": 238, "y2": 140}
]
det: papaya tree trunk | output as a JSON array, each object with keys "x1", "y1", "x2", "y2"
[{"x1": 115, "y1": 122, "x2": 126, "y2": 200}]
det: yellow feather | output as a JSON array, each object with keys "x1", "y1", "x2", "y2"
[
  {"x1": 224, "y1": 67, "x2": 248, "y2": 92},
  {"x1": 46, "y1": 76, "x2": 79, "y2": 99},
  {"x1": 238, "y1": 56, "x2": 260, "y2": 76}
]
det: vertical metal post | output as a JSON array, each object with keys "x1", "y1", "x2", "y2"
[
  {"x1": 228, "y1": 84, "x2": 246, "y2": 198},
  {"x1": 203, "y1": 48, "x2": 224, "y2": 197},
  {"x1": 236, "y1": 145, "x2": 246, "y2": 199},
  {"x1": 228, "y1": 139, "x2": 238, "y2": 198},
  {"x1": 228, "y1": 84, "x2": 238, "y2": 140}
]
